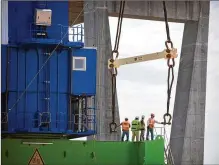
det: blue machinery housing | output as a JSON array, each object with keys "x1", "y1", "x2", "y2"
[{"x1": 1, "y1": 1, "x2": 97, "y2": 139}]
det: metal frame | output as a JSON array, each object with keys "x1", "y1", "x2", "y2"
[{"x1": 72, "y1": 56, "x2": 87, "y2": 71}]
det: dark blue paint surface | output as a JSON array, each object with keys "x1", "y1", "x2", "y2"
[
  {"x1": 8, "y1": 1, "x2": 69, "y2": 44},
  {"x1": 1, "y1": 45, "x2": 97, "y2": 137},
  {"x1": 8, "y1": 1, "x2": 84, "y2": 48},
  {"x1": 72, "y1": 48, "x2": 97, "y2": 95},
  {"x1": 1, "y1": 1, "x2": 97, "y2": 138}
]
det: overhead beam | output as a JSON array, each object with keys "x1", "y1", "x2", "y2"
[
  {"x1": 69, "y1": 1, "x2": 84, "y2": 26},
  {"x1": 107, "y1": 1, "x2": 207, "y2": 22},
  {"x1": 69, "y1": 1, "x2": 210, "y2": 25}
]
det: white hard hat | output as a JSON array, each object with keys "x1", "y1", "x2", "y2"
[
  {"x1": 135, "y1": 116, "x2": 139, "y2": 119},
  {"x1": 142, "y1": 115, "x2": 145, "y2": 118}
]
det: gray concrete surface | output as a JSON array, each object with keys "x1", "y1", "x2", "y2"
[
  {"x1": 84, "y1": 1, "x2": 121, "y2": 141},
  {"x1": 170, "y1": 2, "x2": 210, "y2": 165},
  {"x1": 107, "y1": 1, "x2": 206, "y2": 22},
  {"x1": 83, "y1": 1, "x2": 209, "y2": 164}
]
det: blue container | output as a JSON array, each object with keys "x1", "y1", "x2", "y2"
[
  {"x1": 1, "y1": 45, "x2": 97, "y2": 138},
  {"x1": 72, "y1": 48, "x2": 97, "y2": 95},
  {"x1": 1, "y1": 1, "x2": 97, "y2": 139}
]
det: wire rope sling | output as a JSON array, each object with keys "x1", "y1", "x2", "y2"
[
  {"x1": 109, "y1": 0, "x2": 126, "y2": 133},
  {"x1": 108, "y1": 1, "x2": 177, "y2": 133}
]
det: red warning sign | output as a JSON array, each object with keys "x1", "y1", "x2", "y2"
[{"x1": 28, "y1": 149, "x2": 44, "y2": 165}]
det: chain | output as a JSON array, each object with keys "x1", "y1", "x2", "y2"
[
  {"x1": 109, "y1": 1, "x2": 126, "y2": 133},
  {"x1": 162, "y1": 1, "x2": 175, "y2": 125}
]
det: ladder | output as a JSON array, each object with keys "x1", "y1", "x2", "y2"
[{"x1": 40, "y1": 49, "x2": 51, "y2": 128}]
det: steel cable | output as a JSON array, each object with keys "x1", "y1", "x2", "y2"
[
  {"x1": 162, "y1": 1, "x2": 175, "y2": 125},
  {"x1": 109, "y1": 1, "x2": 126, "y2": 132}
]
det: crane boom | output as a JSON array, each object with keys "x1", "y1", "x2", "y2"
[{"x1": 108, "y1": 48, "x2": 178, "y2": 69}]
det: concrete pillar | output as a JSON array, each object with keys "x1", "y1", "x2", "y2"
[
  {"x1": 1, "y1": 0, "x2": 8, "y2": 44},
  {"x1": 170, "y1": 2, "x2": 210, "y2": 165},
  {"x1": 84, "y1": 1, "x2": 121, "y2": 141}
]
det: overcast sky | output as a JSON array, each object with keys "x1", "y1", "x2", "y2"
[
  {"x1": 203, "y1": 2, "x2": 219, "y2": 164},
  {"x1": 109, "y1": 1, "x2": 219, "y2": 164}
]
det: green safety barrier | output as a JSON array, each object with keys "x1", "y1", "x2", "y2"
[{"x1": 2, "y1": 135, "x2": 164, "y2": 165}]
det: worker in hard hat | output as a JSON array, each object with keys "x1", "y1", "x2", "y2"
[
  {"x1": 131, "y1": 116, "x2": 140, "y2": 142},
  {"x1": 146, "y1": 113, "x2": 161, "y2": 140},
  {"x1": 140, "y1": 115, "x2": 146, "y2": 141},
  {"x1": 120, "y1": 118, "x2": 131, "y2": 141}
]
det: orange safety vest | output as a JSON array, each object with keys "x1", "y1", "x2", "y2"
[
  {"x1": 121, "y1": 121, "x2": 130, "y2": 131},
  {"x1": 148, "y1": 118, "x2": 155, "y2": 128}
]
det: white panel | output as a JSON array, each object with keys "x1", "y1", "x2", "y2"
[
  {"x1": 35, "y1": 9, "x2": 52, "y2": 26},
  {"x1": 1, "y1": 0, "x2": 8, "y2": 44},
  {"x1": 72, "y1": 56, "x2": 87, "y2": 71}
]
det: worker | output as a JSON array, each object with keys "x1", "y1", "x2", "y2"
[
  {"x1": 146, "y1": 113, "x2": 161, "y2": 140},
  {"x1": 140, "y1": 115, "x2": 146, "y2": 141},
  {"x1": 131, "y1": 116, "x2": 140, "y2": 142},
  {"x1": 120, "y1": 118, "x2": 131, "y2": 141}
]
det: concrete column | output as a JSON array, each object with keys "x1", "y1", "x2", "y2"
[
  {"x1": 1, "y1": 0, "x2": 8, "y2": 44},
  {"x1": 170, "y1": 2, "x2": 210, "y2": 165},
  {"x1": 84, "y1": 1, "x2": 121, "y2": 141}
]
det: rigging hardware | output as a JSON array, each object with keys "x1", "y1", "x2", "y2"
[
  {"x1": 109, "y1": 0, "x2": 126, "y2": 133},
  {"x1": 109, "y1": 1, "x2": 177, "y2": 130},
  {"x1": 162, "y1": 1, "x2": 175, "y2": 125}
]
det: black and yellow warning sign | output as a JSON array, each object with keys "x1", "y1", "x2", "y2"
[{"x1": 28, "y1": 149, "x2": 44, "y2": 165}]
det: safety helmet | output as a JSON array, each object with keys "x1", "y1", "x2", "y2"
[
  {"x1": 135, "y1": 116, "x2": 139, "y2": 120},
  {"x1": 142, "y1": 115, "x2": 145, "y2": 119},
  {"x1": 151, "y1": 113, "x2": 155, "y2": 117}
]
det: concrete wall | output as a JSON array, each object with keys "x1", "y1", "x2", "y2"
[
  {"x1": 170, "y1": 2, "x2": 209, "y2": 165},
  {"x1": 71, "y1": 1, "x2": 205, "y2": 25},
  {"x1": 84, "y1": 1, "x2": 121, "y2": 141},
  {"x1": 107, "y1": 1, "x2": 202, "y2": 22}
]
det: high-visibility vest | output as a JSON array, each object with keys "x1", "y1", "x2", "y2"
[
  {"x1": 131, "y1": 120, "x2": 140, "y2": 131},
  {"x1": 139, "y1": 119, "x2": 145, "y2": 130},
  {"x1": 121, "y1": 121, "x2": 130, "y2": 131},
  {"x1": 148, "y1": 118, "x2": 155, "y2": 128}
]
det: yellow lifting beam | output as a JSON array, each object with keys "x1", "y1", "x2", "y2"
[{"x1": 108, "y1": 48, "x2": 178, "y2": 69}]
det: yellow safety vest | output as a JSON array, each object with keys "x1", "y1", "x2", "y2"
[{"x1": 131, "y1": 120, "x2": 140, "y2": 131}]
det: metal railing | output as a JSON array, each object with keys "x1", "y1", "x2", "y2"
[
  {"x1": 1, "y1": 110, "x2": 96, "y2": 134},
  {"x1": 68, "y1": 24, "x2": 84, "y2": 42},
  {"x1": 1, "y1": 112, "x2": 8, "y2": 123},
  {"x1": 72, "y1": 112, "x2": 96, "y2": 133},
  {"x1": 29, "y1": 23, "x2": 84, "y2": 43},
  {"x1": 39, "y1": 112, "x2": 51, "y2": 126},
  {"x1": 154, "y1": 127, "x2": 175, "y2": 165}
]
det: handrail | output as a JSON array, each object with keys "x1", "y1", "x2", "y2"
[
  {"x1": 163, "y1": 127, "x2": 175, "y2": 165},
  {"x1": 29, "y1": 23, "x2": 84, "y2": 43},
  {"x1": 154, "y1": 126, "x2": 175, "y2": 165},
  {"x1": 1, "y1": 110, "x2": 96, "y2": 133}
]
